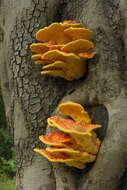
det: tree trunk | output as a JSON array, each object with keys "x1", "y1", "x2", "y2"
[{"x1": 0, "y1": 0, "x2": 127, "y2": 189}]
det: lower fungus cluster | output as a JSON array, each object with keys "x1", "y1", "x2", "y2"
[
  {"x1": 30, "y1": 20, "x2": 96, "y2": 80},
  {"x1": 34, "y1": 102, "x2": 101, "y2": 169}
]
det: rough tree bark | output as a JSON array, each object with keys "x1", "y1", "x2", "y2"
[{"x1": 0, "y1": 0, "x2": 127, "y2": 190}]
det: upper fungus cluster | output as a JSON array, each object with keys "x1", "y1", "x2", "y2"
[
  {"x1": 34, "y1": 102, "x2": 101, "y2": 169},
  {"x1": 30, "y1": 20, "x2": 96, "y2": 80}
]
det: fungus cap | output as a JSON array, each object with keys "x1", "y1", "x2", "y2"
[
  {"x1": 41, "y1": 50, "x2": 81, "y2": 63},
  {"x1": 47, "y1": 116, "x2": 101, "y2": 154},
  {"x1": 78, "y1": 52, "x2": 96, "y2": 59},
  {"x1": 31, "y1": 54, "x2": 42, "y2": 60},
  {"x1": 70, "y1": 133, "x2": 100, "y2": 154},
  {"x1": 41, "y1": 60, "x2": 84, "y2": 81},
  {"x1": 34, "y1": 148, "x2": 87, "y2": 169},
  {"x1": 36, "y1": 23, "x2": 70, "y2": 44},
  {"x1": 46, "y1": 147, "x2": 80, "y2": 156},
  {"x1": 40, "y1": 50, "x2": 86, "y2": 80},
  {"x1": 41, "y1": 69, "x2": 68, "y2": 80},
  {"x1": 30, "y1": 43, "x2": 49, "y2": 53},
  {"x1": 31, "y1": 21, "x2": 96, "y2": 81},
  {"x1": 46, "y1": 147, "x2": 96, "y2": 162},
  {"x1": 61, "y1": 39, "x2": 94, "y2": 53},
  {"x1": 58, "y1": 101, "x2": 91, "y2": 123},
  {"x1": 39, "y1": 132, "x2": 72, "y2": 147},
  {"x1": 49, "y1": 44, "x2": 64, "y2": 50},
  {"x1": 61, "y1": 20, "x2": 81, "y2": 29},
  {"x1": 64, "y1": 27, "x2": 93, "y2": 40},
  {"x1": 47, "y1": 116, "x2": 101, "y2": 135},
  {"x1": 34, "y1": 148, "x2": 73, "y2": 162}
]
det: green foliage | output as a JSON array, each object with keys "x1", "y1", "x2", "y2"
[
  {"x1": 0, "y1": 128, "x2": 14, "y2": 159},
  {"x1": 0, "y1": 94, "x2": 6, "y2": 127},
  {"x1": 0, "y1": 176, "x2": 15, "y2": 190},
  {"x1": 0, "y1": 158, "x2": 16, "y2": 177},
  {"x1": 0, "y1": 94, "x2": 16, "y2": 178}
]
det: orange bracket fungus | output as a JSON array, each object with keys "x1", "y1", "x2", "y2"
[
  {"x1": 34, "y1": 102, "x2": 101, "y2": 169},
  {"x1": 30, "y1": 20, "x2": 96, "y2": 80}
]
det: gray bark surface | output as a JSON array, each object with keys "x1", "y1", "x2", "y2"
[{"x1": 0, "y1": 0, "x2": 127, "y2": 190}]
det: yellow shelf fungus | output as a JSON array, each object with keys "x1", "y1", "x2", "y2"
[
  {"x1": 47, "y1": 116, "x2": 101, "y2": 154},
  {"x1": 47, "y1": 116, "x2": 101, "y2": 136},
  {"x1": 58, "y1": 101, "x2": 91, "y2": 123},
  {"x1": 30, "y1": 43, "x2": 49, "y2": 54},
  {"x1": 30, "y1": 43, "x2": 64, "y2": 54},
  {"x1": 61, "y1": 39, "x2": 94, "y2": 53},
  {"x1": 60, "y1": 20, "x2": 81, "y2": 29},
  {"x1": 64, "y1": 27, "x2": 93, "y2": 41},
  {"x1": 78, "y1": 51, "x2": 96, "y2": 59},
  {"x1": 39, "y1": 131, "x2": 72, "y2": 147},
  {"x1": 34, "y1": 102, "x2": 101, "y2": 169},
  {"x1": 34, "y1": 148, "x2": 73, "y2": 162},
  {"x1": 41, "y1": 50, "x2": 85, "y2": 80},
  {"x1": 30, "y1": 20, "x2": 96, "y2": 80},
  {"x1": 36, "y1": 23, "x2": 71, "y2": 44},
  {"x1": 46, "y1": 147, "x2": 80, "y2": 156}
]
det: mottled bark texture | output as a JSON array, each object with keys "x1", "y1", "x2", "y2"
[{"x1": 0, "y1": 0, "x2": 127, "y2": 189}]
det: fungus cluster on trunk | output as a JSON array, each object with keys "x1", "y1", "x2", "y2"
[
  {"x1": 34, "y1": 102, "x2": 101, "y2": 169},
  {"x1": 30, "y1": 20, "x2": 96, "y2": 80}
]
